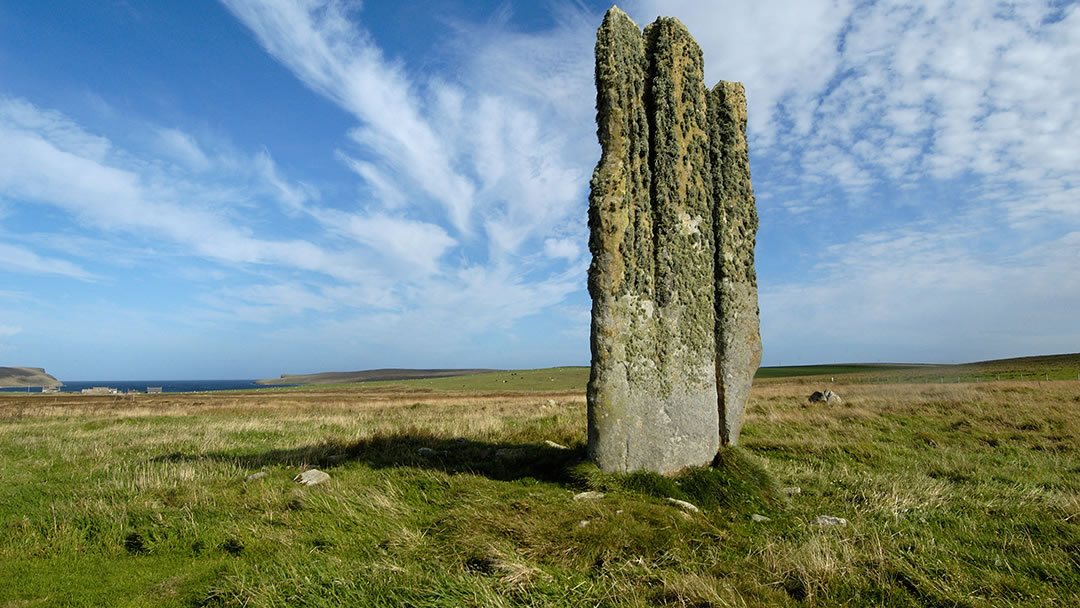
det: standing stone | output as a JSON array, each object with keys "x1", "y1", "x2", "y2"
[
  {"x1": 708, "y1": 81, "x2": 762, "y2": 446},
  {"x1": 587, "y1": 7, "x2": 718, "y2": 474},
  {"x1": 588, "y1": 6, "x2": 763, "y2": 472}
]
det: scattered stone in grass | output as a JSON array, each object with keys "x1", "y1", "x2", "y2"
[
  {"x1": 751, "y1": 513, "x2": 771, "y2": 523},
  {"x1": 294, "y1": 469, "x2": 330, "y2": 486},
  {"x1": 545, "y1": 440, "x2": 569, "y2": 450},
  {"x1": 781, "y1": 486, "x2": 801, "y2": 495},
  {"x1": 578, "y1": 520, "x2": 591, "y2": 528},
  {"x1": 809, "y1": 390, "x2": 842, "y2": 404},
  {"x1": 417, "y1": 447, "x2": 435, "y2": 457},
  {"x1": 573, "y1": 491, "x2": 605, "y2": 501},
  {"x1": 547, "y1": 399, "x2": 556, "y2": 406},
  {"x1": 666, "y1": 498, "x2": 701, "y2": 513},
  {"x1": 812, "y1": 515, "x2": 848, "y2": 526},
  {"x1": 245, "y1": 471, "x2": 268, "y2": 482}
]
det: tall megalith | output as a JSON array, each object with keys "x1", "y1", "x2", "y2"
[
  {"x1": 587, "y1": 6, "x2": 761, "y2": 473},
  {"x1": 587, "y1": 7, "x2": 718, "y2": 474}
]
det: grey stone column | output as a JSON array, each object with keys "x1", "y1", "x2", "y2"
[
  {"x1": 587, "y1": 7, "x2": 719, "y2": 474},
  {"x1": 707, "y1": 82, "x2": 763, "y2": 446}
]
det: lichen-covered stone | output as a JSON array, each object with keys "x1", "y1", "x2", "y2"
[
  {"x1": 587, "y1": 7, "x2": 718, "y2": 474},
  {"x1": 708, "y1": 81, "x2": 762, "y2": 445}
]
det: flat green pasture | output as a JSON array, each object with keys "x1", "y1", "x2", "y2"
[
  {"x1": 362, "y1": 366, "x2": 590, "y2": 392},
  {"x1": 304, "y1": 352, "x2": 1080, "y2": 392},
  {"x1": 754, "y1": 364, "x2": 924, "y2": 379}
]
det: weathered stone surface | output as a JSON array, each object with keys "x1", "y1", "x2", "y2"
[
  {"x1": 293, "y1": 469, "x2": 330, "y2": 486},
  {"x1": 809, "y1": 390, "x2": 841, "y2": 404},
  {"x1": 812, "y1": 515, "x2": 848, "y2": 526},
  {"x1": 587, "y1": 7, "x2": 761, "y2": 472},
  {"x1": 587, "y1": 7, "x2": 719, "y2": 474},
  {"x1": 708, "y1": 81, "x2": 762, "y2": 446},
  {"x1": 665, "y1": 497, "x2": 701, "y2": 513}
]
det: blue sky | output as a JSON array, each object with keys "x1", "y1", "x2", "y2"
[{"x1": 1, "y1": 0, "x2": 1077, "y2": 380}]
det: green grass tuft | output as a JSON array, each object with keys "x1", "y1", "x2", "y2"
[{"x1": 571, "y1": 447, "x2": 782, "y2": 515}]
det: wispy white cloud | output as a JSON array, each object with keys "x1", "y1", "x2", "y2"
[
  {"x1": 0, "y1": 242, "x2": 98, "y2": 281},
  {"x1": 761, "y1": 223, "x2": 1080, "y2": 363},
  {"x1": 202, "y1": 0, "x2": 594, "y2": 348},
  {"x1": 0, "y1": 97, "x2": 372, "y2": 282},
  {"x1": 543, "y1": 237, "x2": 580, "y2": 261},
  {"x1": 633, "y1": 1, "x2": 1079, "y2": 214},
  {"x1": 316, "y1": 210, "x2": 456, "y2": 275},
  {"x1": 154, "y1": 127, "x2": 211, "y2": 171},
  {"x1": 622, "y1": 0, "x2": 1080, "y2": 363},
  {"x1": 220, "y1": 0, "x2": 478, "y2": 232},
  {"x1": 221, "y1": 0, "x2": 594, "y2": 257}
]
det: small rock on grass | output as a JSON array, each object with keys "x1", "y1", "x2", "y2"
[
  {"x1": 578, "y1": 520, "x2": 591, "y2": 528},
  {"x1": 293, "y1": 469, "x2": 330, "y2": 486},
  {"x1": 417, "y1": 447, "x2": 435, "y2": 456},
  {"x1": 245, "y1": 471, "x2": 268, "y2": 482},
  {"x1": 812, "y1": 515, "x2": 848, "y2": 526},
  {"x1": 544, "y1": 440, "x2": 569, "y2": 450},
  {"x1": 665, "y1": 498, "x2": 700, "y2": 513},
  {"x1": 781, "y1": 486, "x2": 801, "y2": 495},
  {"x1": 751, "y1": 513, "x2": 771, "y2": 523},
  {"x1": 573, "y1": 491, "x2": 605, "y2": 501}
]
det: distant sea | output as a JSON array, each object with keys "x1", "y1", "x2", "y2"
[{"x1": 0, "y1": 380, "x2": 295, "y2": 393}]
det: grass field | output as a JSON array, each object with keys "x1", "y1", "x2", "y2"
[
  {"x1": 271, "y1": 353, "x2": 1080, "y2": 392},
  {"x1": 2, "y1": 361, "x2": 1078, "y2": 606}
]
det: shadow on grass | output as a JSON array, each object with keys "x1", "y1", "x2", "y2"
[
  {"x1": 156, "y1": 435, "x2": 783, "y2": 514},
  {"x1": 156, "y1": 431, "x2": 587, "y2": 484}
]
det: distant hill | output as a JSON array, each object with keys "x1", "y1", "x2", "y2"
[
  {"x1": 255, "y1": 368, "x2": 500, "y2": 386},
  {"x1": 255, "y1": 353, "x2": 1080, "y2": 390},
  {"x1": 755, "y1": 352, "x2": 1080, "y2": 383},
  {"x1": 0, "y1": 367, "x2": 62, "y2": 388}
]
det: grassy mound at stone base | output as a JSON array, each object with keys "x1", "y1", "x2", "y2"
[{"x1": 571, "y1": 447, "x2": 783, "y2": 515}]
